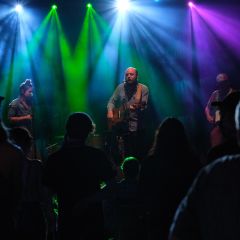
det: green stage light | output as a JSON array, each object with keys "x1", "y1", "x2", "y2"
[
  {"x1": 52, "y1": 4, "x2": 57, "y2": 10},
  {"x1": 87, "y1": 3, "x2": 92, "y2": 8}
]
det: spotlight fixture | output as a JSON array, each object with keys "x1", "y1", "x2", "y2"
[
  {"x1": 52, "y1": 4, "x2": 57, "y2": 10},
  {"x1": 15, "y1": 4, "x2": 23, "y2": 13},
  {"x1": 188, "y1": 1, "x2": 194, "y2": 8},
  {"x1": 87, "y1": 3, "x2": 92, "y2": 8},
  {"x1": 116, "y1": 0, "x2": 131, "y2": 12}
]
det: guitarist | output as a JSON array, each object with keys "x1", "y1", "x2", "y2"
[{"x1": 107, "y1": 67, "x2": 149, "y2": 162}]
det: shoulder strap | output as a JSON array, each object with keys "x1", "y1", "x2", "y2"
[{"x1": 135, "y1": 83, "x2": 142, "y2": 103}]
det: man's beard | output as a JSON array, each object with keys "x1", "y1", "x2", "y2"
[{"x1": 124, "y1": 80, "x2": 138, "y2": 100}]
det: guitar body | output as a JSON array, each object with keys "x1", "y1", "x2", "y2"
[
  {"x1": 108, "y1": 105, "x2": 129, "y2": 131},
  {"x1": 107, "y1": 101, "x2": 146, "y2": 131}
]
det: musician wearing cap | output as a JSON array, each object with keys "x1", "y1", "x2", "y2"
[
  {"x1": 107, "y1": 67, "x2": 149, "y2": 162},
  {"x1": 8, "y1": 79, "x2": 34, "y2": 134},
  {"x1": 205, "y1": 73, "x2": 236, "y2": 147}
]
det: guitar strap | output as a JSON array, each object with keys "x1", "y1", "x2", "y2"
[{"x1": 135, "y1": 83, "x2": 142, "y2": 104}]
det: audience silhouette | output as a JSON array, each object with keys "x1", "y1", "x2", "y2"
[
  {"x1": 43, "y1": 112, "x2": 114, "y2": 240},
  {"x1": 0, "y1": 122, "x2": 24, "y2": 239},
  {"x1": 102, "y1": 156, "x2": 145, "y2": 240},
  {"x1": 139, "y1": 117, "x2": 200, "y2": 240},
  {"x1": 2, "y1": 98, "x2": 240, "y2": 240},
  {"x1": 9, "y1": 127, "x2": 49, "y2": 240},
  {"x1": 169, "y1": 100, "x2": 240, "y2": 240}
]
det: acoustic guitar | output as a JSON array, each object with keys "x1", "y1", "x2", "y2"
[
  {"x1": 108, "y1": 102, "x2": 146, "y2": 131},
  {"x1": 108, "y1": 104, "x2": 129, "y2": 131}
]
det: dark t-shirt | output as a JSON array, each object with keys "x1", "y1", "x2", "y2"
[
  {"x1": 43, "y1": 141, "x2": 114, "y2": 238},
  {"x1": 44, "y1": 143, "x2": 114, "y2": 203}
]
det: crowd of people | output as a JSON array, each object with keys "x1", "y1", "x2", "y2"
[{"x1": 1, "y1": 69, "x2": 240, "y2": 240}]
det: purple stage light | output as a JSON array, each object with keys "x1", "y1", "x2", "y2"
[{"x1": 188, "y1": 2, "x2": 194, "y2": 8}]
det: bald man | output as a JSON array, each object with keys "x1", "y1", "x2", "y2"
[{"x1": 107, "y1": 67, "x2": 149, "y2": 163}]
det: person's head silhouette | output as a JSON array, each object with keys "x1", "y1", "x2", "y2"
[
  {"x1": 121, "y1": 156, "x2": 140, "y2": 180},
  {"x1": 65, "y1": 112, "x2": 95, "y2": 141}
]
